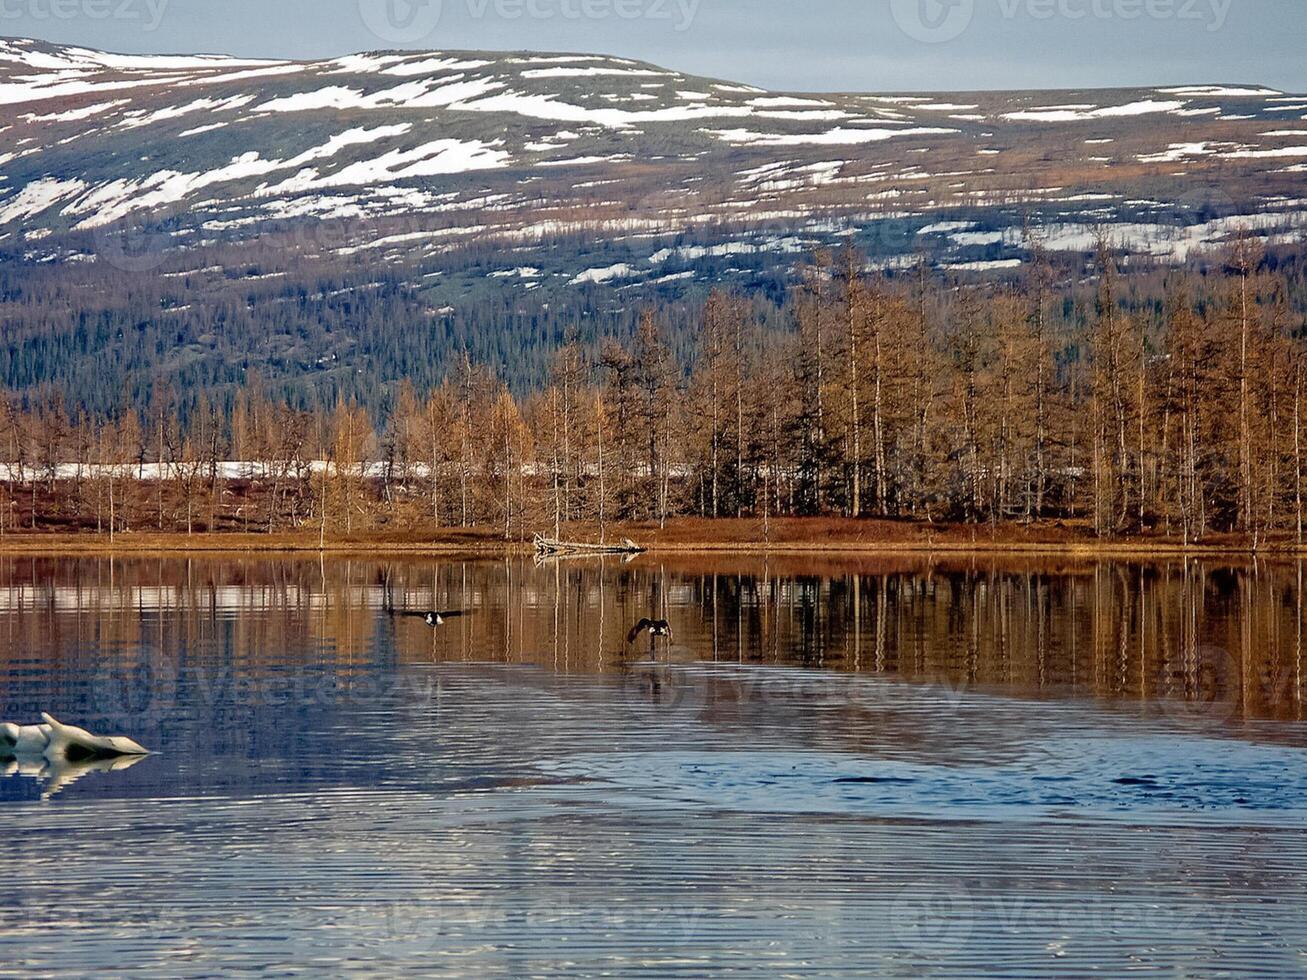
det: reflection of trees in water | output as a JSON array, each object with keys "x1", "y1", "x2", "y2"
[{"x1": 0, "y1": 555, "x2": 1302, "y2": 722}]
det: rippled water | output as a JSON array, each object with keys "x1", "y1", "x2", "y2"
[{"x1": 2, "y1": 554, "x2": 1307, "y2": 976}]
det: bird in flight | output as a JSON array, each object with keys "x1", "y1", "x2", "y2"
[
  {"x1": 392, "y1": 609, "x2": 472, "y2": 628},
  {"x1": 627, "y1": 618, "x2": 673, "y2": 644}
]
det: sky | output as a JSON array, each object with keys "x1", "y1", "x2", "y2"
[{"x1": 3, "y1": 0, "x2": 1304, "y2": 93}]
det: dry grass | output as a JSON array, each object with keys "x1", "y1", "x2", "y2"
[{"x1": 0, "y1": 516, "x2": 1301, "y2": 559}]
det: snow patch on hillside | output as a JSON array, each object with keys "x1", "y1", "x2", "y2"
[
  {"x1": 0, "y1": 177, "x2": 86, "y2": 223},
  {"x1": 710, "y1": 126, "x2": 955, "y2": 146},
  {"x1": 1002, "y1": 100, "x2": 1187, "y2": 122}
]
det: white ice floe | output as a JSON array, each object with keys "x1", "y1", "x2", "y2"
[{"x1": 0, "y1": 714, "x2": 149, "y2": 761}]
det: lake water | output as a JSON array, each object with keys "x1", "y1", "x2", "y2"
[{"x1": 2, "y1": 554, "x2": 1306, "y2": 976}]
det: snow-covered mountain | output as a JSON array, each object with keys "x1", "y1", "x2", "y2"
[{"x1": 3, "y1": 35, "x2": 1306, "y2": 285}]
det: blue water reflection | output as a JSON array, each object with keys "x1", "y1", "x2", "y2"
[{"x1": 1, "y1": 555, "x2": 1306, "y2": 976}]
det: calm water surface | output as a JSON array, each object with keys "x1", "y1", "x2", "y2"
[{"x1": 1, "y1": 554, "x2": 1306, "y2": 976}]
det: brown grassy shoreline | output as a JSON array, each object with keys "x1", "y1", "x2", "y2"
[{"x1": 0, "y1": 517, "x2": 1302, "y2": 560}]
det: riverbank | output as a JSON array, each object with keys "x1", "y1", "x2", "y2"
[{"x1": 0, "y1": 517, "x2": 1300, "y2": 558}]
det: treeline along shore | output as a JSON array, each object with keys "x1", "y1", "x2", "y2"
[{"x1": 2, "y1": 239, "x2": 1306, "y2": 552}]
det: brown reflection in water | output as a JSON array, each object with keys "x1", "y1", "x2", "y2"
[{"x1": 0, "y1": 554, "x2": 1303, "y2": 722}]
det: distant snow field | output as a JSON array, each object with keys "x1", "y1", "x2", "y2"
[{"x1": 0, "y1": 35, "x2": 1304, "y2": 278}]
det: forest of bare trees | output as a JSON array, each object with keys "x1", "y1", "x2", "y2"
[{"x1": 2, "y1": 237, "x2": 1304, "y2": 544}]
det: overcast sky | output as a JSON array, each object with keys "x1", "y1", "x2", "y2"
[{"x1": 5, "y1": 0, "x2": 1304, "y2": 93}]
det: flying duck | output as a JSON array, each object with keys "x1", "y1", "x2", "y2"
[
  {"x1": 627, "y1": 618, "x2": 674, "y2": 644},
  {"x1": 392, "y1": 609, "x2": 471, "y2": 628}
]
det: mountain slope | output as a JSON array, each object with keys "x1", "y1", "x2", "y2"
[
  {"x1": 2, "y1": 37, "x2": 1306, "y2": 414},
  {"x1": 2, "y1": 34, "x2": 1305, "y2": 282}
]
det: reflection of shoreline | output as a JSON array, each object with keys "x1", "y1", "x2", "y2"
[
  {"x1": 3, "y1": 753, "x2": 150, "y2": 801},
  {"x1": 0, "y1": 555, "x2": 1302, "y2": 725}
]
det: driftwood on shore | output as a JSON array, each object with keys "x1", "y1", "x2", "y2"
[{"x1": 533, "y1": 534, "x2": 645, "y2": 561}]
